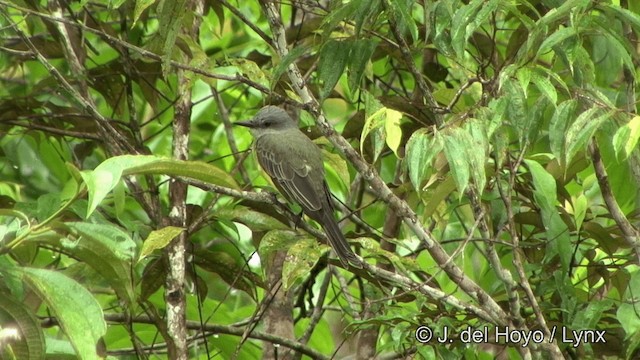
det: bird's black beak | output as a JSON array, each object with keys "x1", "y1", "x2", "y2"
[{"x1": 235, "y1": 120, "x2": 255, "y2": 128}]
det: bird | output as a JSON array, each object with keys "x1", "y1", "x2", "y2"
[{"x1": 236, "y1": 106, "x2": 362, "y2": 268}]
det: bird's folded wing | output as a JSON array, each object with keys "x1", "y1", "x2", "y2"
[{"x1": 256, "y1": 145, "x2": 323, "y2": 212}]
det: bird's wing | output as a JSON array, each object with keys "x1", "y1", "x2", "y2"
[{"x1": 255, "y1": 140, "x2": 323, "y2": 212}]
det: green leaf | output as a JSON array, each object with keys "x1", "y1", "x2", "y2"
[
  {"x1": 516, "y1": 68, "x2": 531, "y2": 97},
  {"x1": 323, "y1": 150, "x2": 350, "y2": 193},
  {"x1": 139, "y1": 226, "x2": 184, "y2": 262},
  {"x1": 0, "y1": 293, "x2": 45, "y2": 360},
  {"x1": 572, "y1": 299, "x2": 613, "y2": 330},
  {"x1": 564, "y1": 108, "x2": 613, "y2": 166},
  {"x1": 157, "y1": 0, "x2": 188, "y2": 77},
  {"x1": 602, "y1": 4, "x2": 640, "y2": 35},
  {"x1": 81, "y1": 155, "x2": 239, "y2": 217},
  {"x1": 441, "y1": 129, "x2": 471, "y2": 197},
  {"x1": 347, "y1": 39, "x2": 378, "y2": 91},
  {"x1": 193, "y1": 249, "x2": 259, "y2": 298},
  {"x1": 226, "y1": 58, "x2": 268, "y2": 87},
  {"x1": 271, "y1": 45, "x2": 308, "y2": 87},
  {"x1": 361, "y1": 108, "x2": 385, "y2": 160},
  {"x1": 530, "y1": 71, "x2": 557, "y2": 104},
  {"x1": 591, "y1": 20, "x2": 633, "y2": 86},
  {"x1": 618, "y1": 271, "x2": 640, "y2": 335},
  {"x1": 217, "y1": 208, "x2": 288, "y2": 232},
  {"x1": 465, "y1": 119, "x2": 488, "y2": 194},
  {"x1": 432, "y1": 2, "x2": 454, "y2": 56},
  {"x1": 17, "y1": 268, "x2": 106, "y2": 360},
  {"x1": 501, "y1": 78, "x2": 528, "y2": 144},
  {"x1": 61, "y1": 222, "x2": 136, "y2": 303},
  {"x1": 524, "y1": 160, "x2": 571, "y2": 272},
  {"x1": 549, "y1": 99, "x2": 577, "y2": 161},
  {"x1": 451, "y1": 0, "x2": 498, "y2": 59},
  {"x1": 388, "y1": 0, "x2": 418, "y2": 42},
  {"x1": 318, "y1": 39, "x2": 350, "y2": 99},
  {"x1": 539, "y1": 0, "x2": 590, "y2": 27},
  {"x1": 282, "y1": 237, "x2": 325, "y2": 289},
  {"x1": 406, "y1": 129, "x2": 441, "y2": 191},
  {"x1": 573, "y1": 193, "x2": 588, "y2": 231},
  {"x1": 258, "y1": 230, "x2": 301, "y2": 256},
  {"x1": 133, "y1": 0, "x2": 157, "y2": 25},
  {"x1": 537, "y1": 26, "x2": 577, "y2": 57},
  {"x1": 613, "y1": 115, "x2": 640, "y2": 161}
]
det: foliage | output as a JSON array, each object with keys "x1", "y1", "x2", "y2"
[{"x1": 1, "y1": 0, "x2": 640, "y2": 358}]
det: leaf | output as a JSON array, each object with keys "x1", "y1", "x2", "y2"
[
  {"x1": 360, "y1": 108, "x2": 385, "y2": 160},
  {"x1": 347, "y1": 39, "x2": 378, "y2": 91},
  {"x1": 353, "y1": 0, "x2": 381, "y2": 35},
  {"x1": 530, "y1": 70, "x2": 557, "y2": 104},
  {"x1": 516, "y1": 68, "x2": 531, "y2": 97},
  {"x1": 226, "y1": 58, "x2": 268, "y2": 87},
  {"x1": 140, "y1": 257, "x2": 165, "y2": 301},
  {"x1": 618, "y1": 271, "x2": 640, "y2": 334},
  {"x1": 441, "y1": 129, "x2": 471, "y2": 197},
  {"x1": 81, "y1": 155, "x2": 239, "y2": 217},
  {"x1": 549, "y1": 99, "x2": 577, "y2": 161},
  {"x1": 139, "y1": 226, "x2": 184, "y2": 262},
  {"x1": 193, "y1": 249, "x2": 260, "y2": 298},
  {"x1": 451, "y1": 0, "x2": 498, "y2": 59},
  {"x1": 537, "y1": 26, "x2": 577, "y2": 57},
  {"x1": 60, "y1": 222, "x2": 136, "y2": 303},
  {"x1": 388, "y1": 0, "x2": 418, "y2": 42},
  {"x1": 572, "y1": 300, "x2": 613, "y2": 330},
  {"x1": 217, "y1": 208, "x2": 288, "y2": 232},
  {"x1": 501, "y1": 78, "x2": 528, "y2": 144},
  {"x1": 0, "y1": 293, "x2": 45, "y2": 360},
  {"x1": 282, "y1": 237, "x2": 325, "y2": 289},
  {"x1": 258, "y1": 230, "x2": 301, "y2": 256},
  {"x1": 406, "y1": 129, "x2": 441, "y2": 191},
  {"x1": 318, "y1": 39, "x2": 350, "y2": 99},
  {"x1": 564, "y1": 108, "x2": 613, "y2": 166},
  {"x1": 271, "y1": 45, "x2": 308, "y2": 86},
  {"x1": 613, "y1": 115, "x2": 640, "y2": 161},
  {"x1": 157, "y1": 0, "x2": 188, "y2": 77},
  {"x1": 524, "y1": 160, "x2": 571, "y2": 272},
  {"x1": 464, "y1": 119, "x2": 488, "y2": 194},
  {"x1": 572, "y1": 193, "x2": 588, "y2": 231},
  {"x1": 383, "y1": 108, "x2": 403, "y2": 158},
  {"x1": 17, "y1": 268, "x2": 106, "y2": 360},
  {"x1": 602, "y1": 4, "x2": 640, "y2": 35},
  {"x1": 323, "y1": 150, "x2": 350, "y2": 193},
  {"x1": 133, "y1": 0, "x2": 157, "y2": 25},
  {"x1": 432, "y1": 1, "x2": 454, "y2": 56}
]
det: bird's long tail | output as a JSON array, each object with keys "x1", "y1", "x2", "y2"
[{"x1": 321, "y1": 210, "x2": 362, "y2": 268}]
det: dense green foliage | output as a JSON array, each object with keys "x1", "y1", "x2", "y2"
[{"x1": 1, "y1": 0, "x2": 640, "y2": 358}]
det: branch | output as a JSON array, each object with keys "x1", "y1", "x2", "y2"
[
  {"x1": 589, "y1": 140, "x2": 640, "y2": 262},
  {"x1": 381, "y1": 0, "x2": 442, "y2": 125},
  {"x1": 0, "y1": 1, "x2": 279, "y2": 100},
  {"x1": 41, "y1": 314, "x2": 329, "y2": 360},
  {"x1": 259, "y1": 0, "x2": 508, "y2": 325}
]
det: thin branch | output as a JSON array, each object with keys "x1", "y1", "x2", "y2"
[
  {"x1": 260, "y1": 0, "x2": 508, "y2": 325},
  {"x1": 41, "y1": 314, "x2": 329, "y2": 360},
  {"x1": 0, "y1": 1, "x2": 280, "y2": 100},
  {"x1": 589, "y1": 140, "x2": 640, "y2": 262},
  {"x1": 380, "y1": 0, "x2": 442, "y2": 126}
]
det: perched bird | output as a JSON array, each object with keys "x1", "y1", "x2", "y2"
[{"x1": 236, "y1": 106, "x2": 362, "y2": 268}]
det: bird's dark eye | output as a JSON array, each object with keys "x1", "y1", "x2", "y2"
[{"x1": 264, "y1": 121, "x2": 271, "y2": 127}]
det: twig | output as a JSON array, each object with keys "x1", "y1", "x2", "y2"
[
  {"x1": 260, "y1": 0, "x2": 508, "y2": 324},
  {"x1": 589, "y1": 140, "x2": 640, "y2": 262}
]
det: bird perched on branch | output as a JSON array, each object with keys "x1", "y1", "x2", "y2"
[{"x1": 236, "y1": 106, "x2": 362, "y2": 268}]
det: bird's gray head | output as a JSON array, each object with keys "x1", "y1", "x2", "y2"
[{"x1": 236, "y1": 106, "x2": 297, "y2": 136}]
